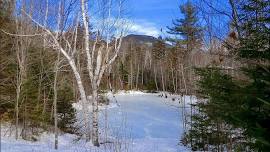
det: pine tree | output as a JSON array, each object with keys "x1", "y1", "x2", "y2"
[
  {"x1": 167, "y1": 1, "x2": 202, "y2": 55},
  {"x1": 186, "y1": 0, "x2": 270, "y2": 151},
  {"x1": 0, "y1": 0, "x2": 16, "y2": 119},
  {"x1": 167, "y1": 1, "x2": 203, "y2": 94},
  {"x1": 56, "y1": 84, "x2": 77, "y2": 133}
]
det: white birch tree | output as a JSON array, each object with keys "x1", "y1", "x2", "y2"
[
  {"x1": 80, "y1": 0, "x2": 126, "y2": 146},
  {"x1": 4, "y1": 0, "x2": 127, "y2": 146}
]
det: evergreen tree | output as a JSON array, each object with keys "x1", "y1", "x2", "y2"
[
  {"x1": 167, "y1": 1, "x2": 203, "y2": 93},
  {"x1": 119, "y1": 61, "x2": 129, "y2": 85},
  {"x1": 0, "y1": 0, "x2": 16, "y2": 120},
  {"x1": 186, "y1": 0, "x2": 270, "y2": 151},
  {"x1": 56, "y1": 84, "x2": 77, "y2": 133},
  {"x1": 167, "y1": 1, "x2": 202, "y2": 55}
]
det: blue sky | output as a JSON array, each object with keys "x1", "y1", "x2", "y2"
[
  {"x1": 124, "y1": 0, "x2": 231, "y2": 38},
  {"x1": 125, "y1": 0, "x2": 184, "y2": 37},
  {"x1": 16, "y1": 0, "x2": 230, "y2": 39}
]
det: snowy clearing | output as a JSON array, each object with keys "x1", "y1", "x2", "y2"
[{"x1": 1, "y1": 91, "x2": 196, "y2": 152}]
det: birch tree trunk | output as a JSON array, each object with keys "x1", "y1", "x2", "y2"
[
  {"x1": 154, "y1": 66, "x2": 159, "y2": 91},
  {"x1": 9, "y1": 0, "x2": 126, "y2": 146},
  {"x1": 53, "y1": 69, "x2": 58, "y2": 150},
  {"x1": 91, "y1": 87, "x2": 99, "y2": 146},
  {"x1": 180, "y1": 64, "x2": 188, "y2": 95},
  {"x1": 14, "y1": 7, "x2": 30, "y2": 139},
  {"x1": 161, "y1": 66, "x2": 165, "y2": 92},
  {"x1": 141, "y1": 63, "x2": 144, "y2": 86},
  {"x1": 130, "y1": 61, "x2": 133, "y2": 90},
  {"x1": 136, "y1": 64, "x2": 140, "y2": 90},
  {"x1": 53, "y1": 49, "x2": 61, "y2": 149}
]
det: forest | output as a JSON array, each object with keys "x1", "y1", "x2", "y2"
[{"x1": 0, "y1": 0, "x2": 269, "y2": 151}]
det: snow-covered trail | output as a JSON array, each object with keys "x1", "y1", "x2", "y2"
[
  {"x1": 103, "y1": 93, "x2": 183, "y2": 138},
  {"x1": 97, "y1": 92, "x2": 190, "y2": 152},
  {"x1": 1, "y1": 92, "x2": 192, "y2": 152}
]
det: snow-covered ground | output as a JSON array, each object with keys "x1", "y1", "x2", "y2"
[{"x1": 1, "y1": 91, "x2": 196, "y2": 152}]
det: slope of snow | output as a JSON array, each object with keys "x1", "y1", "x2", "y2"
[{"x1": 1, "y1": 91, "x2": 195, "y2": 152}]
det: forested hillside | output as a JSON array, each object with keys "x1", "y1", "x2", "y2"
[{"x1": 0, "y1": 0, "x2": 269, "y2": 151}]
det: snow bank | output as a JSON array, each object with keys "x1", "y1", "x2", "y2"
[
  {"x1": 1, "y1": 92, "x2": 195, "y2": 152},
  {"x1": 72, "y1": 101, "x2": 118, "y2": 111},
  {"x1": 114, "y1": 90, "x2": 148, "y2": 95}
]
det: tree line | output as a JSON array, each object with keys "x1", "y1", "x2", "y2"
[
  {"x1": 183, "y1": 0, "x2": 270, "y2": 151},
  {"x1": 0, "y1": 0, "x2": 269, "y2": 151}
]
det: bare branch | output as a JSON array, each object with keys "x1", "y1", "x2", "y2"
[{"x1": 1, "y1": 29, "x2": 45, "y2": 37}]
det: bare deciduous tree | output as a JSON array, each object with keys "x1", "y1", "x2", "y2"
[
  {"x1": 80, "y1": 0, "x2": 126, "y2": 146},
  {"x1": 10, "y1": 0, "x2": 127, "y2": 146}
]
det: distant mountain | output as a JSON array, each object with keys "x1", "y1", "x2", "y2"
[
  {"x1": 118, "y1": 34, "x2": 173, "y2": 61},
  {"x1": 123, "y1": 34, "x2": 158, "y2": 44},
  {"x1": 121, "y1": 34, "x2": 172, "y2": 48}
]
